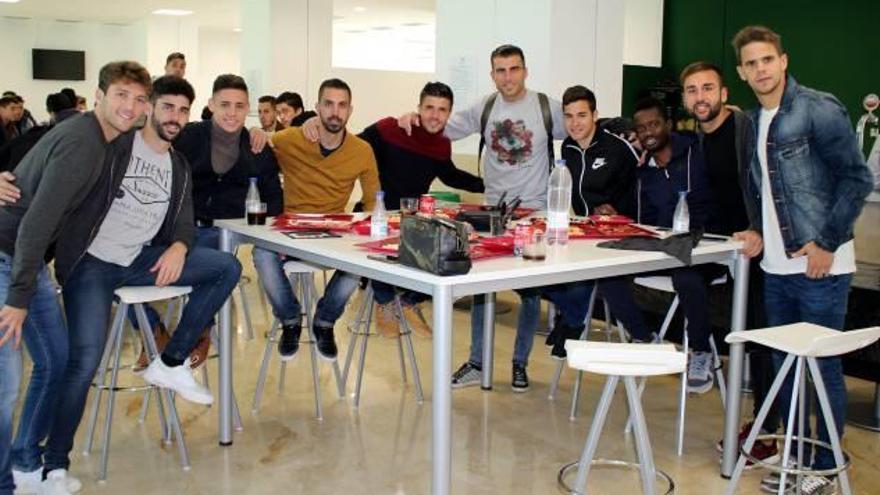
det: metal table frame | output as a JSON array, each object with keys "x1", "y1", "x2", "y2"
[{"x1": 215, "y1": 220, "x2": 749, "y2": 493}]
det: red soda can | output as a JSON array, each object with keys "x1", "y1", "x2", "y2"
[
  {"x1": 419, "y1": 194, "x2": 436, "y2": 215},
  {"x1": 513, "y1": 221, "x2": 532, "y2": 258}
]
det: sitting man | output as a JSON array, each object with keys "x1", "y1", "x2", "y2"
[
  {"x1": 256, "y1": 78, "x2": 379, "y2": 362},
  {"x1": 257, "y1": 95, "x2": 283, "y2": 134},
  {"x1": 358, "y1": 81, "x2": 484, "y2": 337},
  {"x1": 276, "y1": 91, "x2": 316, "y2": 129},
  {"x1": 597, "y1": 97, "x2": 722, "y2": 394}
]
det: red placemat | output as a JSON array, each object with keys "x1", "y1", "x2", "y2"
[
  {"x1": 586, "y1": 214, "x2": 634, "y2": 225},
  {"x1": 525, "y1": 218, "x2": 656, "y2": 239},
  {"x1": 272, "y1": 213, "x2": 355, "y2": 232}
]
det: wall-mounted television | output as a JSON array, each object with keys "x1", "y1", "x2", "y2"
[{"x1": 32, "y1": 49, "x2": 85, "y2": 81}]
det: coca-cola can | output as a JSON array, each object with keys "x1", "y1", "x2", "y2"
[
  {"x1": 513, "y1": 221, "x2": 532, "y2": 258},
  {"x1": 419, "y1": 194, "x2": 436, "y2": 215}
]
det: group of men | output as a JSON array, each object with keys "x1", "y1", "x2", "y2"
[{"x1": 0, "y1": 22, "x2": 871, "y2": 495}]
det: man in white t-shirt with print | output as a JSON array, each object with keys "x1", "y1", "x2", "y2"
[{"x1": 731, "y1": 26, "x2": 872, "y2": 494}]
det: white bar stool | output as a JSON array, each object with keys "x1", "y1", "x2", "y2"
[
  {"x1": 559, "y1": 340, "x2": 685, "y2": 495},
  {"x1": 724, "y1": 323, "x2": 880, "y2": 495},
  {"x1": 252, "y1": 260, "x2": 344, "y2": 420},
  {"x1": 83, "y1": 286, "x2": 192, "y2": 481},
  {"x1": 341, "y1": 282, "x2": 424, "y2": 408}
]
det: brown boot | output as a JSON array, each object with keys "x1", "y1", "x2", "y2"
[
  {"x1": 401, "y1": 303, "x2": 431, "y2": 338},
  {"x1": 188, "y1": 327, "x2": 212, "y2": 370},
  {"x1": 134, "y1": 323, "x2": 170, "y2": 374},
  {"x1": 374, "y1": 303, "x2": 400, "y2": 338}
]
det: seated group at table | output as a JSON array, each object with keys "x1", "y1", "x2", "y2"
[{"x1": 0, "y1": 24, "x2": 872, "y2": 495}]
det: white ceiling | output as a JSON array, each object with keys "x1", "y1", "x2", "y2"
[{"x1": 0, "y1": 0, "x2": 434, "y2": 29}]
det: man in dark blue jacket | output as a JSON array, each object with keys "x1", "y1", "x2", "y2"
[{"x1": 598, "y1": 97, "x2": 723, "y2": 395}]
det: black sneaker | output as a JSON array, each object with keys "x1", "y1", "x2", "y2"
[
  {"x1": 551, "y1": 324, "x2": 585, "y2": 360},
  {"x1": 313, "y1": 324, "x2": 338, "y2": 361},
  {"x1": 512, "y1": 363, "x2": 529, "y2": 392},
  {"x1": 278, "y1": 323, "x2": 301, "y2": 361},
  {"x1": 545, "y1": 321, "x2": 563, "y2": 348}
]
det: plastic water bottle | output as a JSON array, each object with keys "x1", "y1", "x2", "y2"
[
  {"x1": 370, "y1": 191, "x2": 388, "y2": 239},
  {"x1": 546, "y1": 159, "x2": 572, "y2": 245},
  {"x1": 245, "y1": 177, "x2": 260, "y2": 217},
  {"x1": 672, "y1": 191, "x2": 690, "y2": 233}
]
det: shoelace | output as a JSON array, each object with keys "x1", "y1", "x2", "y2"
[
  {"x1": 453, "y1": 364, "x2": 476, "y2": 380},
  {"x1": 690, "y1": 353, "x2": 711, "y2": 376}
]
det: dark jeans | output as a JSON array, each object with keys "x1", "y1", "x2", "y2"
[
  {"x1": 598, "y1": 265, "x2": 726, "y2": 351},
  {"x1": 43, "y1": 246, "x2": 241, "y2": 471},
  {"x1": 765, "y1": 272, "x2": 852, "y2": 470},
  {"x1": 1, "y1": 253, "x2": 68, "y2": 490},
  {"x1": 371, "y1": 281, "x2": 429, "y2": 306}
]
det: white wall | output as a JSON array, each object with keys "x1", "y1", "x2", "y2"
[
  {"x1": 622, "y1": 0, "x2": 663, "y2": 67},
  {"x1": 0, "y1": 17, "x2": 147, "y2": 122},
  {"x1": 195, "y1": 28, "x2": 241, "y2": 113}
]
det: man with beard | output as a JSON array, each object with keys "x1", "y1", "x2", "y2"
[
  {"x1": 35, "y1": 75, "x2": 241, "y2": 494},
  {"x1": 255, "y1": 78, "x2": 378, "y2": 362},
  {"x1": 680, "y1": 61, "x2": 780, "y2": 467},
  {"x1": 597, "y1": 97, "x2": 721, "y2": 394}
]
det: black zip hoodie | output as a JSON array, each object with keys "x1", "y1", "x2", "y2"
[{"x1": 561, "y1": 128, "x2": 639, "y2": 217}]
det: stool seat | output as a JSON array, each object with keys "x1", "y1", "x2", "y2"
[
  {"x1": 565, "y1": 341, "x2": 687, "y2": 376},
  {"x1": 634, "y1": 273, "x2": 727, "y2": 292},
  {"x1": 725, "y1": 323, "x2": 880, "y2": 358},
  {"x1": 114, "y1": 286, "x2": 192, "y2": 305},
  {"x1": 283, "y1": 260, "x2": 324, "y2": 274}
]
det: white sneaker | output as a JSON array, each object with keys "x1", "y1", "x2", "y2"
[
  {"x1": 142, "y1": 357, "x2": 214, "y2": 405},
  {"x1": 37, "y1": 470, "x2": 81, "y2": 495},
  {"x1": 14, "y1": 468, "x2": 81, "y2": 494}
]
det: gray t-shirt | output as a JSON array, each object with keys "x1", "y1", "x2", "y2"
[
  {"x1": 88, "y1": 131, "x2": 172, "y2": 266},
  {"x1": 445, "y1": 90, "x2": 565, "y2": 208}
]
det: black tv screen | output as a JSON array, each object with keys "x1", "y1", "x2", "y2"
[{"x1": 32, "y1": 49, "x2": 85, "y2": 81}]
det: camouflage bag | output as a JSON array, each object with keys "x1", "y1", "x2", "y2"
[{"x1": 399, "y1": 215, "x2": 472, "y2": 276}]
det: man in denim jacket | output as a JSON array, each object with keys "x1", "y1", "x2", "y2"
[{"x1": 731, "y1": 25, "x2": 872, "y2": 494}]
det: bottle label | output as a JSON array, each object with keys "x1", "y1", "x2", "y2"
[{"x1": 547, "y1": 211, "x2": 569, "y2": 229}]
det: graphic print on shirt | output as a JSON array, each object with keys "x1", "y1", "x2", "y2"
[{"x1": 490, "y1": 119, "x2": 534, "y2": 166}]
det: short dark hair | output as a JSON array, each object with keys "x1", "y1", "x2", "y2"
[
  {"x1": 275, "y1": 91, "x2": 304, "y2": 110},
  {"x1": 0, "y1": 96, "x2": 14, "y2": 107},
  {"x1": 318, "y1": 78, "x2": 351, "y2": 101},
  {"x1": 562, "y1": 85, "x2": 597, "y2": 112},
  {"x1": 633, "y1": 97, "x2": 668, "y2": 121},
  {"x1": 732, "y1": 25, "x2": 784, "y2": 64},
  {"x1": 46, "y1": 92, "x2": 75, "y2": 113},
  {"x1": 258, "y1": 95, "x2": 277, "y2": 105},
  {"x1": 1, "y1": 92, "x2": 22, "y2": 104},
  {"x1": 60, "y1": 88, "x2": 77, "y2": 105},
  {"x1": 151, "y1": 75, "x2": 196, "y2": 104},
  {"x1": 212, "y1": 74, "x2": 248, "y2": 95},
  {"x1": 679, "y1": 61, "x2": 724, "y2": 85},
  {"x1": 166, "y1": 52, "x2": 185, "y2": 65},
  {"x1": 98, "y1": 61, "x2": 152, "y2": 94},
  {"x1": 490, "y1": 44, "x2": 526, "y2": 67},
  {"x1": 419, "y1": 82, "x2": 453, "y2": 106}
]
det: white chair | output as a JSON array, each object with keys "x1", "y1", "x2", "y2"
[
  {"x1": 341, "y1": 282, "x2": 424, "y2": 408},
  {"x1": 83, "y1": 286, "x2": 192, "y2": 481},
  {"x1": 558, "y1": 340, "x2": 685, "y2": 495},
  {"x1": 724, "y1": 324, "x2": 880, "y2": 495},
  {"x1": 252, "y1": 260, "x2": 344, "y2": 420}
]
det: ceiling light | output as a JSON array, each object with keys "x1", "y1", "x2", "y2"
[
  {"x1": 354, "y1": 6, "x2": 366, "y2": 12},
  {"x1": 152, "y1": 9, "x2": 193, "y2": 16},
  {"x1": 0, "y1": 0, "x2": 23, "y2": 4},
  {"x1": 233, "y1": 27, "x2": 242, "y2": 32}
]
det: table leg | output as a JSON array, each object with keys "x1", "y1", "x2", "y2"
[
  {"x1": 481, "y1": 292, "x2": 496, "y2": 390},
  {"x1": 218, "y1": 228, "x2": 235, "y2": 446},
  {"x1": 721, "y1": 252, "x2": 750, "y2": 477},
  {"x1": 432, "y1": 285, "x2": 453, "y2": 494}
]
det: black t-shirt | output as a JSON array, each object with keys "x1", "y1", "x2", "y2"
[{"x1": 702, "y1": 113, "x2": 748, "y2": 235}]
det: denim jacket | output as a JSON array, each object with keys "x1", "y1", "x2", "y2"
[{"x1": 742, "y1": 75, "x2": 872, "y2": 254}]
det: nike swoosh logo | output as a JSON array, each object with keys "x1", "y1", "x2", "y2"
[{"x1": 591, "y1": 158, "x2": 606, "y2": 170}]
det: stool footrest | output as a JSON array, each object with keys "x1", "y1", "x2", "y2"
[
  {"x1": 742, "y1": 434, "x2": 851, "y2": 477},
  {"x1": 557, "y1": 459, "x2": 674, "y2": 495}
]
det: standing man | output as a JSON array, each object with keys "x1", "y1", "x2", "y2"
[
  {"x1": 400, "y1": 44, "x2": 567, "y2": 391},
  {"x1": 258, "y1": 95, "x2": 283, "y2": 133},
  {"x1": 0, "y1": 61, "x2": 151, "y2": 495},
  {"x1": 732, "y1": 25, "x2": 872, "y2": 494},
  {"x1": 255, "y1": 78, "x2": 378, "y2": 362},
  {"x1": 164, "y1": 52, "x2": 186, "y2": 78},
  {"x1": 680, "y1": 60, "x2": 780, "y2": 466}
]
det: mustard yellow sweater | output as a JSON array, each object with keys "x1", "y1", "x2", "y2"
[{"x1": 271, "y1": 127, "x2": 379, "y2": 213}]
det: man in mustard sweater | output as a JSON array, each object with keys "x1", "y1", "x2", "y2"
[{"x1": 254, "y1": 78, "x2": 379, "y2": 361}]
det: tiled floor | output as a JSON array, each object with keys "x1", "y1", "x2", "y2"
[{"x1": 15, "y1": 246, "x2": 880, "y2": 494}]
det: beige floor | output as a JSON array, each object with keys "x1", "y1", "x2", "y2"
[{"x1": 17, "y1": 252, "x2": 880, "y2": 495}]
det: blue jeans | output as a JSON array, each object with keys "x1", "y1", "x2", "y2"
[
  {"x1": 1, "y1": 253, "x2": 68, "y2": 490},
  {"x1": 0, "y1": 334, "x2": 19, "y2": 495},
  {"x1": 43, "y1": 246, "x2": 241, "y2": 471},
  {"x1": 371, "y1": 281, "x2": 429, "y2": 306},
  {"x1": 469, "y1": 283, "x2": 593, "y2": 367},
  {"x1": 765, "y1": 272, "x2": 851, "y2": 470},
  {"x1": 252, "y1": 247, "x2": 360, "y2": 328}
]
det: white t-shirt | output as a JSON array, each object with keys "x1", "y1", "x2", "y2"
[
  {"x1": 757, "y1": 107, "x2": 856, "y2": 275},
  {"x1": 88, "y1": 131, "x2": 173, "y2": 266},
  {"x1": 444, "y1": 90, "x2": 566, "y2": 209}
]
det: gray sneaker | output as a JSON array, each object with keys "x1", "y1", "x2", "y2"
[
  {"x1": 687, "y1": 350, "x2": 714, "y2": 394},
  {"x1": 451, "y1": 361, "x2": 482, "y2": 388},
  {"x1": 761, "y1": 472, "x2": 836, "y2": 495}
]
